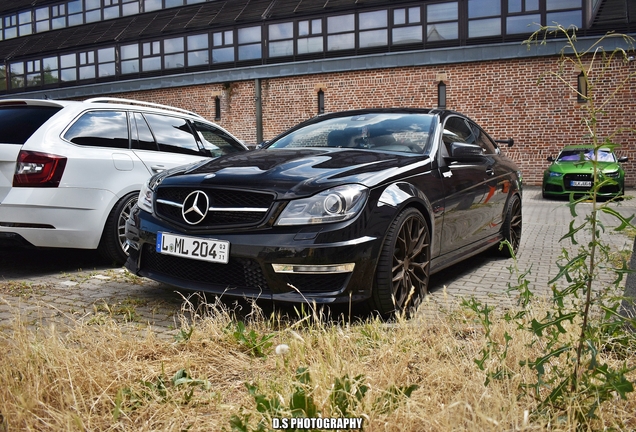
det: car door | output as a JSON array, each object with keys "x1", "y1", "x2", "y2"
[
  {"x1": 437, "y1": 116, "x2": 494, "y2": 254},
  {"x1": 131, "y1": 112, "x2": 209, "y2": 174}
]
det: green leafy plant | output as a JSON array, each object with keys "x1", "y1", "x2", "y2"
[
  {"x1": 465, "y1": 25, "x2": 636, "y2": 429},
  {"x1": 113, "y1": 366, "x2": 211, "y2": 420},
  {"x1": 229, "y1": 321, "x2": 274, "y2": 358}
]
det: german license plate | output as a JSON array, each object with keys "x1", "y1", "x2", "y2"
[
  {"x1": 570, "y1": 180, "x2": 592, "y2": 187},
  {"x1": 156, "y1": 232, "x2": 229, "y2": 264}
]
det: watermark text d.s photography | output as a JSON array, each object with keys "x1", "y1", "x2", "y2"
[{"x1": 272, "y1": 417, "x2": 363, "y2": 430}]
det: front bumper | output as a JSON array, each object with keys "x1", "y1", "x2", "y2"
[
  {"x1": 542, "y1": 175, "x2": 623, "y2": 197},
  {"x1": 125, "y1": 206, "x2": 381, "y2": 304}
]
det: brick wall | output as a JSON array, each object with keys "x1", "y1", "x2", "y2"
[{"x1": 116, "y1": 54, "x2": 636, "y2": 186}]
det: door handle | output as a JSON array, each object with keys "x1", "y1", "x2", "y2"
[
  {"x1": 151, "y1": 164, "x2": 165, "y2": 172},
  {"x1": 485, "y1": 168, "x2": 495, "y2": 176}
]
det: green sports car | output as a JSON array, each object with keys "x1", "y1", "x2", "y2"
[{"x1": 542, "y1": 145, "x2": 628, "y2": 199}]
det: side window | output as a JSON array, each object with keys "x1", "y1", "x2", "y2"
[
  {"x1": 192, "y1": 121, "x2": 242, "y2": 157},
  {"x1": 143, "y1": 113, "x2": 201, "y2": 156},
  {"x1": 64, "y1": 110, "x2": 129, "y2": 148},
  {"x1": 470, "y1": 122, "x2": 497, "y2": 155},
  {"x1": 442, "y1": 117, "x2": 475, "y2": 145},
  {"x1": 131, "y1": 112, "x2": 158, "y2": 151}
]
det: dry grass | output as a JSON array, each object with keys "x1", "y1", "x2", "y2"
[{"x1": 1, "y1": 294, "x2": 635, "y2": 432}]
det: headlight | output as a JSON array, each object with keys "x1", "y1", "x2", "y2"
[
  {"x1": 549, "y1": 172, "x2": 563, "y2": 177},
  {"x1": 138, "y1": 180, "x2": 154, "y2": 213},
  {"x1": 137, "y1": 172, "x2": 167, "y2": 214},
  {"x1": 276, "y1": 184, "x2": 368, "y2": 226},
  {"x1": 604, "y1": 170, "x2": 620, "y2": 178}
]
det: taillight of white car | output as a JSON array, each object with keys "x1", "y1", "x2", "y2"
[{"x1": 13, "y1": 150, "x2": 67, "y2": 187}]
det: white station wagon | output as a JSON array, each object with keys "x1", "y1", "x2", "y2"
[{"x1": 0, "y1": 97, "x2": 247, "y2": 265}]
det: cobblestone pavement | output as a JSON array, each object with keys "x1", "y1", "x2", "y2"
[{"x1": 1, "y1": 186, "x2": 635, "y2": 336}]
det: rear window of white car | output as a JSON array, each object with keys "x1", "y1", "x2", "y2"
[
  {"x1": 0, "y1": 105, "x2": 62, "y2": 144},
  {"x1": 64, "y1": 110, "x2": 129, "y2": 148}
]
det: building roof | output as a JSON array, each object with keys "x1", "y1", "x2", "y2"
[{"x1": 1, "y1": 0, "x2": 634, "y2": 62}]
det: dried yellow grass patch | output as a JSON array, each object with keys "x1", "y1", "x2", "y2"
[{"x1": 0, "y1": 296, "x2": 634, "y2": 431}]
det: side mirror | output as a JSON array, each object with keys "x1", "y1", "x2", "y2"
[
  {"x1": 449, "y1": 142, "x2": 484, "y2": 159},
  {"x1": 619, "y1": 156, "x2": 629, "y2": 163},
  {"x1": 547, "y1": 156, "x2": 555, "y2": 162},
  {"x1": 254, "y1": 141, "x2": 268, "y2": 150}
]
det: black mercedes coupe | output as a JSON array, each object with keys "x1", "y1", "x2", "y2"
[{"x1": 125, "y1": 109, "x2": 522, "y2": 316}]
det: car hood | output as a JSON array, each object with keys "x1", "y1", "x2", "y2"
[
  {"x1": 160, "y1": 148, "x2": 430, "y2": 199},
  {"x1": 547, "y1": 160, "x2": 622, "y2": 174}
]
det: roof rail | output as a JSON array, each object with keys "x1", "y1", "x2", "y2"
[{"x1": 84, "y1": 97, "x2": 203, "y2": 118}]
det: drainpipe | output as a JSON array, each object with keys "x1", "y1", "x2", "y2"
[{"x1": 255, "y1": 78, "x2": 263, "y2": 144}]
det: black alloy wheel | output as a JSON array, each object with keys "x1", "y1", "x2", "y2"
[
  {"x1": 373, "y1": 207, "x2": 431, "y2": 317},
  {"x1": 497, "y1": 194, "x2": 522, "y2": 257},
  {"x1": 98, "y1": 191, "x2": 138, "y2": 266}
]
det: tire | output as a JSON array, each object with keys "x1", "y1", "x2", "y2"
[
  {"x1": 497, "y1": 194, "x2": 522, "y2": 258},
  {"x1": 98, "y1": 191, "x2": 138, "y2": 266},
  {"x1": 371, "y1": 207, "x2": 431, "y2": 317}
]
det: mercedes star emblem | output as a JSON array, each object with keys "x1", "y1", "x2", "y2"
[{"x1": 182, "y1": 190, "x2": 209, "y2": 225}]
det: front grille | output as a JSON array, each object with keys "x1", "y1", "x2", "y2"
[
  {"x1": 155, "y1": 187, "x2": 274, "y2": 228},
  {"x1": 140, "y1": 244, "x2": 269, "y2": 291},
  {"x1": 284, "y1": 273, "x2": 350, "y2": 294},
  {"x1": 563, "y1": 173, "x2": 593, "y2": 191}
]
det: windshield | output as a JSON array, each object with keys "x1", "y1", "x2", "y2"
[
  {"x1": 267, "y1": 113, "x2": 436, "y2": 155},
  {"x1": 557, "y1": 149, "x2": 616, "y2": 163}
]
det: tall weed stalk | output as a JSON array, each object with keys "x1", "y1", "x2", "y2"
[{"x1": 465, "y1": 25, "x2": 636, "y2": 429}]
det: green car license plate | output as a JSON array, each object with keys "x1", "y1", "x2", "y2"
[
  {"x1": 570, "y1": 180, "x2": 592, "y2": 187},
  {"x1": 156, "y1": 232, "x2": 229, "y2": 264}
]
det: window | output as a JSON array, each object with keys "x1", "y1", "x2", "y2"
[
  {"x1": 327, "y1": 14, "x2": 355, "y2": 51},
  {"x1": 164, "y1": 37, "x2": 185, "y2": 69},
  {"x1": 98, "y1": 48, "x2": 116, "y2": 77},
  {"x1": 35, "y1": 8, "x2": 50, "y2": 32},
  {"x1": 143, "y1": 113, "x2": 201, "y2": 155},
  {"x1": 187, "y1": 34, "x2": 209, "y2": 66},
  {"x1": 68, "y1": 1, "x2": 83, "y2": 26},
  {"x1": 393, "y1": 7, "x2": 422, "y2": 45},
  {"x1": 427, "y1": 2, "x2": 458, "y2": 42},
  {"x1": 104, "y1": 0, "x2": 121, "y2": 20},
  {"x1": 123, "y1": 0, "x2": 140, "y2": 16},
  {"x1": 297, "y1": 19, "x2": 323, "y2": 54},
  {"x1": 269, "y1": 22, "x2": 294, "y2": 57},
  {"x1": 546, "y1": 0, "x2": 582, "y2": 29},
  {"x1": 64, "y1": 111, "x2": 130, "y2": 149},
  {"x1": 85, "y1": 0, "x2": 101, "y2": 23},
  {"x1": 121, "y1": 44, "x2": 140, "y2": 74},
  {"x1": 506, "y1": 0, "x2": 540, "y2": 34},
  {"x1": 43, "y1": 57, "x2": 59, "y2": 84},
  {"x1": 77, "y1": 51, "x2": 95, "y2": 80},
  {"x1": 468, "y1": 0, "x2": 501, "y2": 38},
  {"x1": 51, "y1": 4, "x2": 66, "y2": 30},
  {"x1": 26, "y1": 60, "x2": 42, "y2": 87},
  {"x1": 60, "y1": 53, "x2": 77, "y2": 82},
  {"x1": 238, "y1": 26, "x2": 262, "y2": 61},
  {"x1": 18, "y1": 11, "x2": 32, "y2": 37},
  {"x1": 212, "y1": 30, "x2": 234, "y2": 63},
  {"x1": 9, "y1": 62, "x2": 25, "y2": 89},
  {"x1": 0, "y1": 106, "x2": 62, "y2": 144},
  {"x1": 192, "y1": 121, "x2": 242, "y2": 157},
  {"x1": 131, "y1": 113, "x2": 158, "y2": 151},
  {"x1": 142, "y1": 41, "x2": 162, "y2": 71},
  {"x1": 471, "y1": 123, "x2": 497, "y2": 154},
  {"x1": 0, "y1": 66, "x2": 5, "y2": 91},
  {"x1": 359, "y1": 10, "x2": 388, "y2": 48},
  {"x1": 4, "y1": 15, "x2": 18, "y2": 39}
]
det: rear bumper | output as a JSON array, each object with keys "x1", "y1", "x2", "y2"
[{"x1": 0, "y1": 187, "x2": 117, "y2": 249}]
